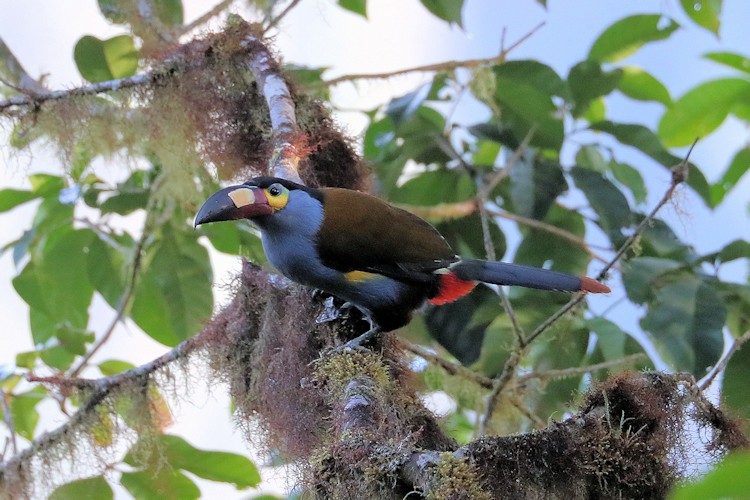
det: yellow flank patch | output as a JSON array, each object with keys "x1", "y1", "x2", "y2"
[
  {"x1": 229, "y1": 188, "x2": 255, "y2": 208},
  {"x1": 344, "y1": 270, "x2": 379, "y2": 282}
]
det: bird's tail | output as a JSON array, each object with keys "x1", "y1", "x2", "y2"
[{"x1": 450, "y1": 259, "x2": 610, "y2": 294}]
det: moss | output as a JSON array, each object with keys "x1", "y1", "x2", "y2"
[
  {"x1": 431, "y1": 453, "x2": 492, "y2": 500},
  {"x1": 314, "y1": 350, "x2": 393, "y2": 397}
]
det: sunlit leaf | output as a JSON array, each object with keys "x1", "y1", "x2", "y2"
[
  {"x1": 704, "y1": 51, "x2": 750, "y2": 74},
  {"x1": 710, "y1": 147, "x2": 750, "y2": 207},
  {"x1": 420, "y1": 0, "x2": 463, "y2": 26},
  {"x1": 567, "y1": 61, "x2": 622, "y2": 116},
  {"x1": 160, "y1": 435, "x2": 261, "y2": 488},
  {"x1": 588, "y1": 14, "x2": 679, "y2": 63},
  {"x1": 13, "y1": 228, "x2": 96, "y2": 344},
  {"x1": 670, "y1": 451, "x2": 750, "y2": 500},
  {"x1": 492, "y1": 61, "x2": 565, "y2": 149},
  {"x1": 121, "y1": 469, "x2": 199, "y2": 500},
  {"x1": 338, "y1": 0, "x2": 367, "y2": 17},
  {"x1": 0, "y1": 189, "x2": 37, "y2": 213},
  {"x1": 98, "y1": 359, "x2": 135, "y2": 376},
  {"x1": 659, "y1": 78, "x2": 750, "y2": 147},
  {"x1": 11, "y1": 387, "x2": 47, "y2": 440},
  {"x1": 679, "y1": 0, "x2": 722, "y2": 36},
  {"x1": 74, "y1": 35, "x2": 138, "y2": 83},
  {"x1": 50, "y1": 476, "x2": 113, "y2": 500},
  {"x1": 617, "y1": 66, "x2": 671, "y2": 105}
]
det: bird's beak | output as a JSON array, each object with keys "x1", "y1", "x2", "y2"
[{"x1": 194, "y1": 185, "x2": 273, "y2": 227}]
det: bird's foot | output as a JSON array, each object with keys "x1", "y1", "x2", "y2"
[
  {"x1": 326, "y1": 326, "x2": 382, "y2": 356},
  {"x1": 316, "y1": 296, "x2": 342, "y2": 324}
]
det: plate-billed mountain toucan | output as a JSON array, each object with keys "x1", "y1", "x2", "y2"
[{"x1": 195, "y1": 176, "x2": 610, "y2": 347}]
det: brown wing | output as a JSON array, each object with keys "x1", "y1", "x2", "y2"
[{"x1": 316, "y1": 188, "x2": 457, "y2": 280}]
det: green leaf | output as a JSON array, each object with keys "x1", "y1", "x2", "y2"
[
  {"x1": 98, "y1": 0, "x2": 128, "y2": 24},
  {"x1": 386, "y1": 83, "x2": 432, "y2": 126},
  {"x1": 388, "y1": 169, "x2": 474, "y2": 206},
  {"x1": 514, "y1": 205, "x2": 588, "y2": 275},
  {"x1": 86, "y1": 234, "x2": 130, "y2": 308},
  {"x1": 130, "y1": 225, "x2": 212, "y2": 346},
  {"x1": 587, "y1": 317, "x2": 630, "y2": 361},
  {"x1": 74, "y1": 35, "x2": 138, "y2": 83},
  {"x1": 589, "y1": 120, "x2": 711, "y2": 204},
  {"x1": 589, "y1": 14, "x2": 679, "y2": 63},
  {"x1": 670, "y1": 451, "x2": 750, "y2": 500},
  {"x1": 723, "y1": 334, "x2": 750, "y2": 421},
  {"x1": 0, "y1": 189, "x2": 37, "y2": 213},
  {"x1": 611, "y1": 161, "x2": 647, "y2": 204},
  {"x1": 567, "y1": 61, "x2": 622, "y2": 116},
  {"x1": 617, "y1": 66, "x2": 671, "y2": 105},
  {"x1": 492, "y1": 61, "x2": 565, "y2": 149},
  {"x1": 571, "y1": 166, "x2": 631, "y2": 239},
  {"x1": 508, "y1": 156, "x2": 567, "y2": 220},
  {"x1": 640, "y1": 277, "x2": 725, "y2": 374},
  {"x1": 659, "y1": 78, "x2": 750, "y2": 147},
  {"x1": 153, "y1": 0, "x2": 184, "y2": 26},
  {"x1": 121, "y1": 469, "x2": 200, "y2": 500},
  {"x1": 420, "y1": 0, "x2": 463, "y2": 26},
  {"x1": 50, "y1": 476, "x2": 113, "y2": 500},
  {"x1": 710, "y1": 147, "x2": 750, "y2": 206},
  {"x1": 704, "y1": 51, "x2": 750, "y2": 74},
  {"x1": 98, "y1": 359, "x2": 135, "y2": 376},
  {"x1": 717, "y1": 239, "x2": 750, "y2": 263},
  {"x1": 13, "y1": 228, "x2": 96, "y2": 344},
  {"x1": 11, "y1": 387, "x2": 47, "y2": 440},
  {"x1": 199, "y1": 223, "x2": 266, "y2": 262},
  {"x1": 679, "y1": 0, "x2": 722, "y2": 36},
  {"x1": 160, "y1": 435, "x2": 261, "y2": 489},
  {"x1": 621, "y1": 257, "x2": 681, "y2": 304},
  {"x1": 338, "y1": 0, "x2": 367, "y2": 17}
]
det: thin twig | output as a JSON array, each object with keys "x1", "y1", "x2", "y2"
[
  {"x1": 0, "y1": 389, "x2": 17, "y2": 456},
  {"x1": 507, "y1": 394, "x2": 546, "y2": 430},
  {"x1": 180, "y1": 0, "x2": 234, "y2": 34},
  {"x1": 518, "y1": 354, "x2": 646, "y2": 383},
  {"x1": 488, "y1": 208, "x2": 610, "y2": 265},
  {"x1": 0, "y1": 72, "x2": 157, "y2": 112},
  {"x1": 479, "y1": 140, "x2": 696, "y2": 434},
  {"x1": 699, "y1": 330, "x2": 750, "y2": 391},
  {"x1": 2, "y1": 334, "x2": 202, "y2": 479},
  {"x1": 242, "y1": 32, "x2": 304, "y2": 182},
  {"x1": 324, "y1": 22, "x2": 545, "y2": 86},
  {"x1": 479, "y1": 125, "x2": 537, "y2": 200},
  {"x1": 478, "y1": 350, "x2": 522, "y2": 435},
  {"x1": 400, "y1": 341, "x2": 493, "y2": 389},
  {"x1": 68, "y1": 222, "x2": 149, "y2": 378},
  {"x1": 263, "y1": 0, "x2": 304, "y2": 34},
  {"x1": 478, "y1": 197, "x2": 524, "y2": 344}
]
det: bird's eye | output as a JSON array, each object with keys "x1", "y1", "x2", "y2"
[{"x1": 268, "y1": 184, "x2": 282, "y2": 196}]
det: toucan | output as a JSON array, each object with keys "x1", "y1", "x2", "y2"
[{"x1": 195, "y1": 176, "x2": 610, "y2": 347}]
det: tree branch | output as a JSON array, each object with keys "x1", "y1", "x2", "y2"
[
  {"x1": 324, "y1": 22, "x2": 545, "y2": 86},
  {"x1": 240, "y1": 29, "x2": 304, "y2": 183},
  {"x1": 699, "y1": 330, "x2": 750, "y2": 391}
]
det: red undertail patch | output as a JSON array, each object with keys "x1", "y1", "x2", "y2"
[{"x1": 429, "y1": 272, "x2": 477, "y2": 305}]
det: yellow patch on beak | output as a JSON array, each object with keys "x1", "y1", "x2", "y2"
[{"x1": 228, "y1": 188, "x2": 255, "y2": 208}]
